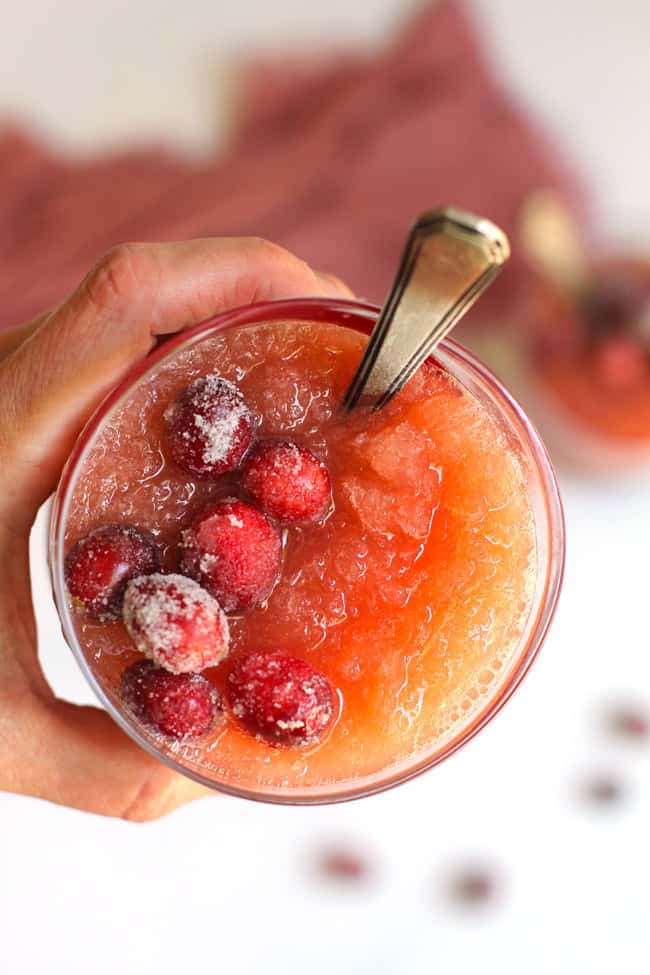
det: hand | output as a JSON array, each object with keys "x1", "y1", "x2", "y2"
[{"x1": 0, "y1": 238, "x2": 352, "y2": 820}]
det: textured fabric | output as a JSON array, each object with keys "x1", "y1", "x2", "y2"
[{"x1": 0, "y1": 0, "x2": 583, "y2": 332}]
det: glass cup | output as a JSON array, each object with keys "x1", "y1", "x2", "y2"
[
  {"x1": 50, "y1": 297, "x2": 565, "y2": 804},
  {"x1": 518, "y1": 256, "x2": 650, "y2": 476}
]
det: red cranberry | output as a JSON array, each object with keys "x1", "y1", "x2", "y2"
[
  {"x1": 180, "y1": 498, "x2": 282, "y2": 613},
  {"x1": 121, "y1": 660, "x2": 220, "y2": 740},
  {"x1": 318, "y1": 849, "x2": 369, "y2": 883},
  {"x1": 65, "y1": 524, "x2": 161, "y2": 621},
  {"x1": 448, "y1": 868, "x2": 498, "y2": 906},
  {"x1": 593, "y1": 335, "x2": 648, "y2": 391},
  {"x1": 122, "y1": 573, "x2": 229, "y2": 674},
  {"x1": 226, "y1": 650, "x2": 335, "y2": 747},
  {"x1": 583, "y1": 775, "x2": 625, "y2": 806},
  {"x1": 607, "y1": 706, "x2": 650, "y2": 741},
  {"x1": 164, "y1": 375, "x2": 257, "y2": 478},
  {"x1": 242, "y1": 440, "x2": 332, "y2": 525}
]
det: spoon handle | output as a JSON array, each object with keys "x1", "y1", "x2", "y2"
[
  {"x1": 341, "y1": 207, "x2": 510, "y2": 412},
  {"x1": 518, "y1": 189, "x2": 590, "y2": 298}
]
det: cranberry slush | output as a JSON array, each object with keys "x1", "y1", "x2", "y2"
[
  {"x1": 52, "y1": 300, "x2": 561, "y2": 801},
  {"x1": 523, "y1": 258, "x2": 650, "y2": 470}
]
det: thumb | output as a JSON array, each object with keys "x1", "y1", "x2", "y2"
[
  {"x1": 0, "y1": 237, "x2": 352, "y2": 526},
  {"x1": 12, "y1": 698, "x2": 210, "y2": 821}
]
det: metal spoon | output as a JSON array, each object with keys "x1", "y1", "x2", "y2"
[{"x1": 341, "y1": 207, "x2": 510, "y2": 412}]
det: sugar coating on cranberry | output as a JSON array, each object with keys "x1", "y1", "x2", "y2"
[
  {"x1": 226, "y1": 650, "x2": 335, "y2": 747},
  {"x1": 65, "y1": 524, "x2": 161, "y2": 621},
  {"x1": 122, "y1": 573, "x2": 229, "y2": 674},
  {"x1": 121, "y1": 660, "x2": 220, "y2": 740},
  {"x1": 164, "y1": 375, "x2": 257, "y2": 477},
  {"x1": 242, "y1": 440, "x2": 332, "y2": 525},
  {"x1": 180, "y1": 498, "x2": 282, "y2": 613}
]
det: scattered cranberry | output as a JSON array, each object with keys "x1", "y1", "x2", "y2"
[
  {"x1": 180, "y1": 498, "x2": 282, "y2": 613},
  {"x1": 65, "y1": 524, "x2": 161, "y2": 620},
  {"x1": 582, "y1": 775, "x2": 625, "y2": 807},
  {"x1": 241, "y1": 440, "x2": 332, "y2": 525},
  {"x1": 122, "y1": 573, "x2": 229, "y2": 674},
  {"x1": 318, "y1": 848, "x2": 369, "y2": 883},
  {"x1": 226, "y1": 651, "x2": 335, "y2": 747},
  {"x1": 121, "y1": 660, "x2": 220, "y2": 740},
  {"x1": 447, "y1": 867, "x2": 498, "y2": 907},
  {"x1": 607, "y1": 706, "x2": 650, "y2": 741},
  {"x1": 593, "y1": 335, "x2": 648, "y2": 391},
  {"x1": 165, "y1": 375, "x2": 257, "y2": 477}
]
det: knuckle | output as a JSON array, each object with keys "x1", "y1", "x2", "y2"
[
  {"x1": 244, "y1": 236, "x2": 281, "y2": 259},
  {"x1": 244, "y1": 236, "x2": 305, "y2": 273},
  {"x1": 82, "y1": 242, "x2": 143, "y2": 312},
  {"x1": 320, "y1": 270, "x2": 353, "y2": 296},
  {"x1": 229, "y1": 237, "x2": 314, "y2": 307}
]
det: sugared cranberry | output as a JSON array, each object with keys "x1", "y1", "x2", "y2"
[
  {"x1": 164, "y1": 375, "x2": 257, "y2": 478},
  {"x1": 242, "y1": 440, "x2": 332, "y2": 525},
  {"x1": 607, "y1": 706, "x2": 650, "y2": 741},
  {"x1": 122, "y1": 573, "x2": 229, "y2": 674},
  {"x1": 65, "y1": 524, "x2": 161, "y2": 621},
  {"x1": 448, "y1": 868, "x2": 498, "y2": 906},
  {"x1": 180, "y1": 498, "x2": 282, "y2": 613},
  {"x1": 121, "y1": 660, "x2": 220, "y2": 740},
  {"x1": 593, "y1": 335, "x2": 648, "y2": 391},
  {"x1": 583, "y1": 775, "x2": 625, "y2": 806},
  {"x1": 226, "y1": 650, "x2": 335, "y2": 747},
  {"x1": 318, "y1": 849, "x2": 370, "y2": 883}
]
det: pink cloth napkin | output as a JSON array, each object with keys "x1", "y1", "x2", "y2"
[{"x1": 0, "y1": 0, "x2": 583, "y2": 332}]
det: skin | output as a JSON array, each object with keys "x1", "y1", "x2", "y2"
[{"x1": 0, "y1": 237, "x2": 352, "y2": 821}]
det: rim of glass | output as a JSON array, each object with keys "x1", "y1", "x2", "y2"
[{"x1": 50, "y1": 297, "x2": 565, "y2": 805}]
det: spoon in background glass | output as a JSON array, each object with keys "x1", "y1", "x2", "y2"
[
  {"x1": 342, "y1": 207, "x2": 510, "y2": 413},
  {"x1": 519, "y1": 189, "x2": 650, "y2": 352},
  {"x1": 518, "y1": 188, "x2": 590, "y2": 299}
]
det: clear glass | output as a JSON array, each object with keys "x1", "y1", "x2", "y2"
[
  {"x1": 520, "y1": 254, "x2": 650, "y2": 476},
  {"x1": 512, "y1": 372, "x2": 650, "y2": 476},
  {"x1": 465, "y1": 324, "x2": 650, "y2": 476},
  {"x1": 50, "y1": 298, "x2": 565, "y2": 804}
]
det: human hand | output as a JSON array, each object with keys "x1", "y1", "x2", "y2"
[{"x1": 0, "y1": 237, "x2": 351, "y2": 820}]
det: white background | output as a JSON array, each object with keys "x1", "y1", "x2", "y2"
[{"x1": 2, "y1": 2, "x2": 650, "y2": 973}]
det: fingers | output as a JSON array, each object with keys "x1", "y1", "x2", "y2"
[
  {"x1": 5, "y1": 697, "x2": 209, "y2": 821},
  {"x1": 0, "y1": 310, "x2": 51, "y2": 361},
  {"x1": 0, "y1": 270, "x2": 352, "y2": 365},
  {"x1": 0, "y1": 531, "x2": 200, "y2": 821},
  {"x1": 314, "y1": 270, "x2": 354, "y2": 299},
  {"x1": 0, "y1": 237, "x2": 354, "y2": 817},
  {"x1": 0, "y1": 237, "x2": 353, "y2": 525}
]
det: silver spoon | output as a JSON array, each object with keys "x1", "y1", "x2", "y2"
[
  {"x1": 517, "y1": 189, "x2": 590, "y2": 299},
  {"x1": 342, "y1": 207, "x2": 510, "y2": 412}
]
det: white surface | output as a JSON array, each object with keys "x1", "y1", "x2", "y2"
[{"x1": 2, "y1": 3, "x2": 650, "y2": 973}]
